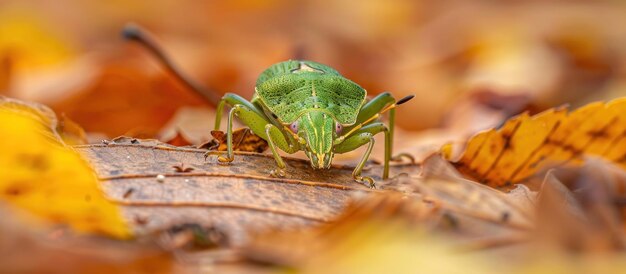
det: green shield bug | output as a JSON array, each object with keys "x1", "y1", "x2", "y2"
[{"x1": 123, "y1": 24, "x2": 413, "y2": 187}]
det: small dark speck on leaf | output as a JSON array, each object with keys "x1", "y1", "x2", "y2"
[
  {"x1": 501, "y1": 212, "x2": 510, "y2": 223},
  {"x1": 123, "y1": 188, "x2": 135, "y2": 199},
  {"x1": 443, "y1": 212, "x2": 459, "y2": 229},
  {"x1": 134, "y1": 215, "x2": 149, "y2": 226}
]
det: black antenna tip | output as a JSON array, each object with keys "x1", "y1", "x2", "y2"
[
  {"x1": 121, "y1": 23, "x2": 142, "y2": 41},
  {"x1": 396, "y1": 94, "x2": 415, "y2": 105}
]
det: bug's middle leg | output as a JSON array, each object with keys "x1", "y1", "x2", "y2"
[
  {"x1": 334, "y1": 122, "x2": 389, "y2": 187},
  {"x1": 338, "y1": 92, "x2": 402, "y2": 181}
]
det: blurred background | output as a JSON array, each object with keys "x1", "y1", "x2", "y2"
[{"x1": 1, "y1": 0, "x2": 625, "y2": 155}]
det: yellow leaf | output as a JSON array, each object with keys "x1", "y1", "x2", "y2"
[
  {"x1": 0, "y1": 95, "x2": 62, "y2": 143},
  {"x1": 0, "y1": 110, "x2": 131, "y2": 239},
  {"x1": 443, "y1": 98, "x2": 626, "y2": 187}
]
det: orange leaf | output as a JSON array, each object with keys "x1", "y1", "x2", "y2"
[{"x1": 443, "y1": 98, "x2": 626, "y2": 187}]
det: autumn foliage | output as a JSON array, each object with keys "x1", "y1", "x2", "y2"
[{"x1": 2, "y1": 1, "x2": 626, "y2": 273}]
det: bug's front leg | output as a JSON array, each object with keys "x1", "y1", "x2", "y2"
[
  {"x1": 207, "y1": 93, "x2": 298, "y2": 177},
  {"x1": 334, "y1": 122, "x2": 389, "y2": 188}
]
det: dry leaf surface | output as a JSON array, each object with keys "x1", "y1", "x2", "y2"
[{"x1": 76, "y1": 137, "x2": 420, "y2": 245}]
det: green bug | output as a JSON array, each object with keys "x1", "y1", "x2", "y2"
[
  {"x1": 123, "y1": 25, "x2": 413, "y2": 187},
  {"x1": 211, "y1": 60, "x2": 413, "y2": 187}
]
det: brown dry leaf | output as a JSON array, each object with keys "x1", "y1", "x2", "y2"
[
  {"x1": 413, "y1": 155, "x2": 533, "y2": 237},
  {"x1": 199, "y1": 128, "x2": 269, "y2": 153},
  {"x1": 76, "y1": 137, "x2": 420, "y2": 245},
  {"x1": 533, "y1": 157, "x2": 626, "y2": 251},
  {"x1": 443, "y1": 97, "x2": 626, "y2": 187},
  {"x1": 531, "y1": 169, "x2": 625, "y2": 254}
]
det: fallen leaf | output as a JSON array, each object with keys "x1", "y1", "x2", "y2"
[
  {"x1": 443, "y1": 98, "x2": 626, "y2": 187},
  {"x1": 199, "y1": 128, "x2": 269, "y2": 153},
  {"x1": 533, "y1": 160, "x2": 626, "y2": 252},
  {"x1": 0, "y1": 95, "x2": 62, "y2": 143},
  {"x1": 415, "y1": 155, "x2": 533, "y2": 234},
  {"x1": 76, "y1": 137, "x2": 420, "y2": 245},
  {"x1": 0, "y1": 108, "x2": 130, "y2": 239}
]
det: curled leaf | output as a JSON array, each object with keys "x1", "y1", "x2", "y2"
[
  {"x1": 417, "y1": 155, "x2": 533, "y2": 231},
  {"x1": 444, "y1": 98, "x2": 626, "y2": 187},
  {"x1": 199, "y1": 128, "x2": 268, "y2": 153}
]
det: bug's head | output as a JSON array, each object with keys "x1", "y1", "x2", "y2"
[{"x1": 290, "y1": 111, "x2": 342, "y2": 169}]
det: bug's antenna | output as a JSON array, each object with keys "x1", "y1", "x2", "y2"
[{"x1": 121, "y1": 23, "x2": 221, "y2": 106}]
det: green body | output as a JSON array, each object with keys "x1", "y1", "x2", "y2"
[{"x1": 209, "y1": 60, "x2": 406, "y2": 187}]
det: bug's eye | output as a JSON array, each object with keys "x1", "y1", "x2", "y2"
[
  {"x1": 335, "y1": 122, "x2": 343, "y2": 135},
  {"x1": 289, "y1": 122, "x2": 299, "y2": 133}
]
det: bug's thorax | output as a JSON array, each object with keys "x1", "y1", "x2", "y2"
[
  {"x1": 296, "y1": 111, "x2": 337, "y2": 169},
  {"x1": 291, "y1": 62, "x2": 324, "y2": 74}
]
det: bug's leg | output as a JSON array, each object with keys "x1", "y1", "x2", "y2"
[
  {"x1": 350, "y1": 92, "x2": 395, "y2": 130},
  {"x1": 335, "y1": 122, "x2": 389, "y2": 188},
  {"x1": 214, "y1": 93, "x2": 264, "y2": 131},
  {"x1": 264, "y1": 124, "x2": 293, "y2": 177},
  {"x1": 339, "y1": 93, "x2": 414, "y2": 177},
  {"x1": 206, "y1": 93, "x2": 267, "y2": 160},
  {"x1": 214, "y1": 104, "x2": 240, "y2": 163},
  {"x1": 207, "y1": 94, "x2": 299, "y2": 177}
]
